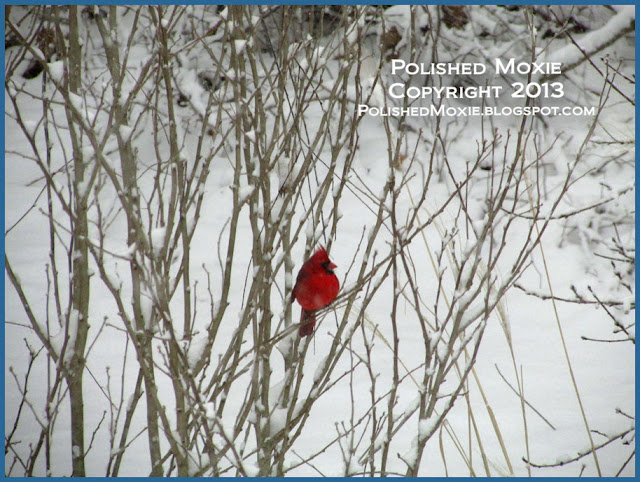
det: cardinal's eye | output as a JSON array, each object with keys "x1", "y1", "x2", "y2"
[{"x1": 321, "y1": 261, "x2": 334, "y2": 275}]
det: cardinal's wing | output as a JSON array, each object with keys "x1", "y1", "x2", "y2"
[{"x1": 291, "y1": 267, "x2": 310, "y2": 300}]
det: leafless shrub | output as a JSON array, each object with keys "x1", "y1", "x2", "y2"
[{"x1": 5, "y1": 5, "x2": 634, "y2": 477}]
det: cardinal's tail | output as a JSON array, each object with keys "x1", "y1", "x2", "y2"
[{"x1": 299, "y1": 309, "x2": 316, "y2": 337}]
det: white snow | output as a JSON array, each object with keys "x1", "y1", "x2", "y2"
[
  {"x1": 3, "y1": 5, "x2": 635, "y2": 479},
  {"x1": 234, "y1": 40, "x2": 248, "y2": 54},
  {"x1": 269, "y1": 408, "x2": 288, "y2": 436},
  {"x1": 546, "y1": 6, "x2": 635, "y2": 68},
  {"x1": 418, "y1": 417, "x2": 438, "y2": 442},
  {"x1": 48, "y1": 61, "x2": 65, "y2": 83},
  {"x1": 204, "y1": 402, "x2": 216, "y2": 420},
  {"x1": 313, "y1": 355, "x2": 329, "y2": 383},
  {"x1": 140, "y1": 289, "x2": 153, "y2": 330},
  {"x1": 150, "y1": 226, "x2": 166, "y2": 257}
]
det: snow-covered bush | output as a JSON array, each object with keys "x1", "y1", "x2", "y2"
[{"x1": 5, "y1": 5, "x2": 634, "y2": 477}]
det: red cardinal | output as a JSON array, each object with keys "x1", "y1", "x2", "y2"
[{"x1": 291, "y1": 246, "x2": 340, "y2": 337}]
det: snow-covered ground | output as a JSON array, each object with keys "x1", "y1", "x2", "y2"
[{"x1": 5, "y1": 5, "x2": 635, "y2": 477}]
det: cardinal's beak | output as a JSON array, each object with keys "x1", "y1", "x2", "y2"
[{"x1": 329, "y1": 262, "x2": 337, "y2": 270}]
